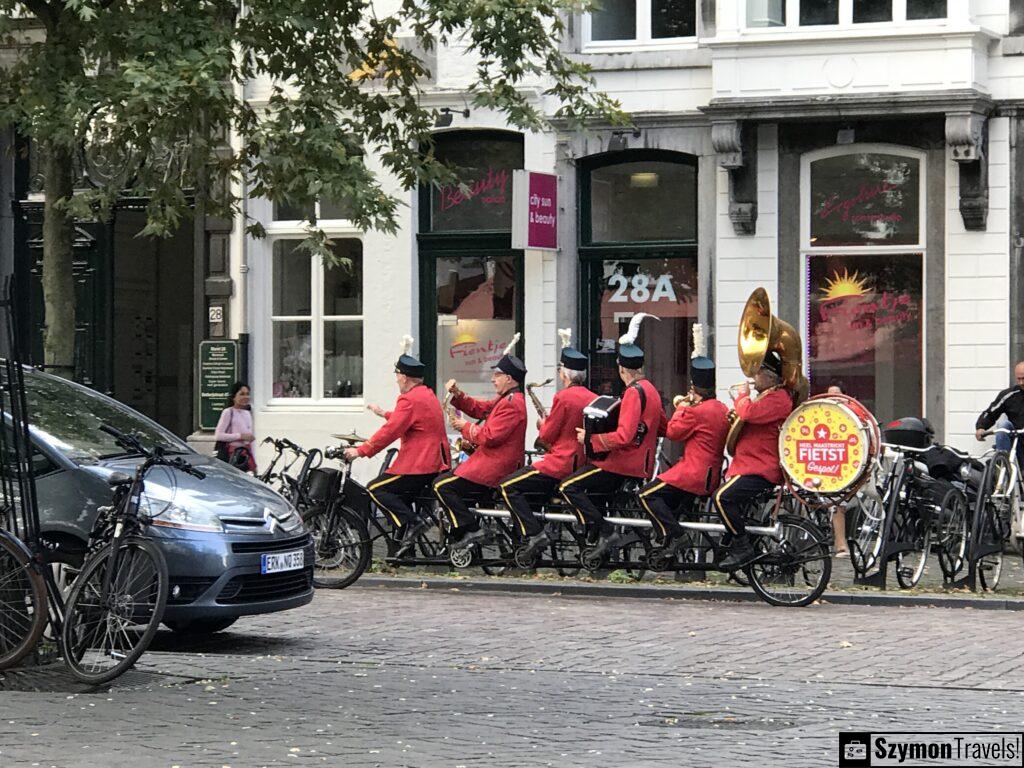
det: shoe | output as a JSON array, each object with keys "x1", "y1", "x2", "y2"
[
  {"x1": 718, "y1": 535, "x2": 758, "y2": 572},
  {"x1": 393, "y1": 519, "x2": 428, "y2": 558},
  {"x1": 453, "y1": 527, "x2": 491, "y2": 550},
  {"x1": 521, "y1": 531, "x2": 551, "y2": 557},
  {"x1": 834, "y1": 549, "x2": 850, "y2": 559},
  {"x1": 661, "y1": 534, "x2": 689, "y2": 558},
  {"x1": 587, "y1": 531, "x2": 624, "y2": 561}
]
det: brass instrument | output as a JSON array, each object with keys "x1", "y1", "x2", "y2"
[
  {"x1": 726, "y1": 287, "x2": 809, "y2": 455},
  {"x1": 672, "y1": 391, "x2": 699, "y2": 408},
  {"x1": 443, "y1": 385, "x2": 477, "y2": 455},
  {"x1": 526, "y1": 378, "x2": 554, "y2": 451}
]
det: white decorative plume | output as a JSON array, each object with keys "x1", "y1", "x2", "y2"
[
  {"x1": 503, "y1": 332, "x2": 521, "y2": 356},
  {"x1": 399, "y1": 334, "x2": 414, "y2": 355},
  {"x1": 691, "y1": 323, "x2": 705, "y2": 358},
  {"x1": 618, "y1": 313, "x2": 659, "y2": 345},
  {"x1": 557, "y1": 328, "x2": 572, "y2": 349}
]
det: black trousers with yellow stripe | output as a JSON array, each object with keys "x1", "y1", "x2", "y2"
[
  {"x1": 366, "y1": 472, "x2": 436, "y2": 528},
  {"x1": 638, "y1": 481, "x2": 698, "y2": 541},
  {"x1": 432, "y1": 471, "x2": 493, "y2": 531},
  {"x1": 499, "y1": 467, "x2": 559, "y2": 539},
  {"x1": 713, "y1": 475, "x2": 774, "y2": 537},
  {"x1": 558, "y1": 465, "x2": 631, "y2": 535}
]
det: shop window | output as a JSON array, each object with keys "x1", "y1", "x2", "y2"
[
  {"x1": 270, "y1": 239, "x2": 363, "y2": 399},
  {"x1": 587, "y1": 0, "x2": 696, "y2": 44},
  {"x1": 802, "y1": 145, "x2": 926, "y2": 423},
  {"x1": 586, "y1": 159, "x2": 697, "y2": 243},
  {"x1": 808, "y1": 152, "x2": 921, "y2": 248},
  {"x1": 806, "y1": 254, "x2": 923, "y2": 423},
  {"x1": 1012, "y1": 0, "x2": 1024, "y2": 36},
  {"x1": 435, "y1": 255, "x2": 518, "y2": 399},
  {"x1": 853, "y1": 0, "x2": 891, "y2": 23},
  {"x1": 424, "y1": 133, "x2": 522, "y2": 233}
]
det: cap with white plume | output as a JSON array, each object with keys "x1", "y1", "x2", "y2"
[
  {"x1": 617, "y1": 313, "x2": 658, "y2": 369},
  {"x1": 395, "y1": 334, "x2": 425, "y2": 377},
  {"x1": 690, "y1": 323, "x2": 705, "y2": 359},
  {"x1": 494, "y1": 332, "x2": 527, "y2": 383},
  {"x1": 558, "y1": 328, "x2": 588, "y2": 372}
]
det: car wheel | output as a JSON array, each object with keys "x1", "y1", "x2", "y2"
[{"x1": 163, "y1": 618, "x2": 238, "y2": 635}]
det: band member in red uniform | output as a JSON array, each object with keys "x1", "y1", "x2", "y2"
[
  {"x1": 343, "y1": 336, "x2": 450, "y2": 555},
  {"x1": 433, "y1": 334, "x2": 528, "y2": 549},
  {"x1": 560, "y1": 313, "x2": 667, "y2": 560},
  {"x1": 499, "y1": 329, "x2": 595, "y2": 557},
  {"x1": 715, "y1": 349, "x2": 794, "y2": 571},
  {"x1": 639, "y1": 355, "x2": 729, "y2": 556}
]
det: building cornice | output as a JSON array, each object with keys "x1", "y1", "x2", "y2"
[{"x1": 701, "y1": 89, "x2": 994, "y2": 121}]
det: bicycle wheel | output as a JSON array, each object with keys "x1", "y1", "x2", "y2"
[
  {"x1": 746, "y1": 516, "x2": 832, "y2": 607},
  {"x1": 847, "y1": 491, "x2": 886, "y2": 575},
  {"x1": 307, "y1": 505, "x2": 371, "y2": 589},
  {"x1": 895, "y1": 511, "x2": 931, "y2": 589},
  {"x1": 974, "y1": 452, "x2": 1012, "y2": 592},
  {"x1": 935, "y1": 488, "x2": 968, "y2": 579},
  {"x1": 61, "y1": 537, "x2": 168, "y2": 685},
  {"x1": 0, "y1": 534, "x2": 47, "y2": 670}
]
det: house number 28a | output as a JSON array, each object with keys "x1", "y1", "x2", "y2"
[{"x1": 607, "y1": 274, "x2": 677, "y2": 303}]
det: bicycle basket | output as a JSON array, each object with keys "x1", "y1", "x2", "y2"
[{"x1": 305, "y1": 467, "x2": 341, "y2": 502}]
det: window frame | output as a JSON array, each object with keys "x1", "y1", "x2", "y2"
[
  {"x1": 798, "y1": 143, "x2": 928, "y2": 415},
  {"x1": 271, "y1": 199, "x2": 355, "y2": 227},
  {"x1": 264, "y1": 226, "x2": 365, "y2": 407},
  {"x1": 743, "y1": 0, "x2": 949, "y2": 32},
  {"x1": 582, "y1": 0, "x2": 699, "y2": 52}
]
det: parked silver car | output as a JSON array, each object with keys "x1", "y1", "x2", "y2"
[{"x1": 21, "y1": 367, "x2": 314, "y2": 635}]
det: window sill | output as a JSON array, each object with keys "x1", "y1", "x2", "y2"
[
  {"x1": 708, "y1": 22, "x2": 994, "y2": 47},
  {"x1": 261, "y1": 399, "x2": 366, "y2": 413},
  {"x1": 570, "y1": 46, "x2": 710, "y2": 71},
  {"x1": 1002, "y1": 37, "x2": 1024, "y2": 56}
]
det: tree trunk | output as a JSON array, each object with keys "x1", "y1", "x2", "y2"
[{"x1": 41, "y1": 142, "x2": 76, "y2": 378}]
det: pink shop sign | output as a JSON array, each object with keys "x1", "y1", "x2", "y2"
[{"x1": 512, "y1": 170, "x2": 558, "y2": 251}]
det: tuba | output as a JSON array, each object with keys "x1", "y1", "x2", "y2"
[{"x1": 725, "y1": 288, "x2": 809, "y2": 455}]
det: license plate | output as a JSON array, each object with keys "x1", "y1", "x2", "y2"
[{"x1": 261, "y1": 549, "x2": 304, "y2": 574}]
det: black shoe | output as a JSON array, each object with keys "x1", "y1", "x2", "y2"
[
  {"x1": 394, "y1": 519, "x2": 428, "y2": 557},
  {"x1": 661, "y1": 533, "x2": 689, "y2": 558},
  {"x1": 587, "y1": 531, "x2": 624, "y2": 561},
  {"x1": 453, "y1": 527, "x2": 491, "y2": 550},
  {"x1": 521, "y1": 531, "x2": 551, "y2": 557},
  {"x1": 718, "y1": 535, "x2": 758, "y2": 572}
]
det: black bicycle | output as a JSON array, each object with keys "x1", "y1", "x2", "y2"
[{"x1": 60, "y1": 425, "x2": 205, "y2": 684}]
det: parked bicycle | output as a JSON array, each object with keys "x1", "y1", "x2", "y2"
[{"x1": 60, "y1": 424, "x2": 205, "y2": 684}]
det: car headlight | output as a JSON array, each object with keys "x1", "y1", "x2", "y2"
[{"x1": 148, "y1": 503, "x2": 225, "y2": 533}]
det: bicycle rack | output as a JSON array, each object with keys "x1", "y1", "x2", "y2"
[
  {"x1": 945, "y1": 461, "x2": 1005, "y2": 592},
  {"x1": 852, "y1": 463, "x2": 919, "y2": 591}
]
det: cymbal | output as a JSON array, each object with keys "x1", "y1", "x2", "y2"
[{"x1": 331, "y1": 432, "x2": 368, "y2": 443}]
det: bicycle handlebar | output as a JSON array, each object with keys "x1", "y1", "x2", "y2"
[{"x1": 982, "y1": 427, "x2": 1024, "y2": 437}]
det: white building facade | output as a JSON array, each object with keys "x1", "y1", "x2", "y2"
[{"x1": 222, "y1": 0, "x2": 1024, "y2": 481}]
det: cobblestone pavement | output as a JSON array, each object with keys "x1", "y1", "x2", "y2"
[{"x1": 4, "y1": 587, "x2": 1024, "y2": 767}]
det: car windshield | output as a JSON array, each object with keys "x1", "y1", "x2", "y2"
[{"x1": 23, "y1": 369, "x2": 189, "y2": 462}]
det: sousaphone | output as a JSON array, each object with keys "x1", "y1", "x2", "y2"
[{"x1": 726, "y1": 288, "x2": 809, "y2": 455}]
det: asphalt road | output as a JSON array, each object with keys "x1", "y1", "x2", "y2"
[{"x1": 3, "y1": 586, "x2": 1024, "y2": 767}]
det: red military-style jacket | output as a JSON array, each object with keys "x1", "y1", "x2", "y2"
[
  {"x1": 725, "y1": 387, "x2": 794, "y2": 485},
  {"x1": 357, "y1": 383, "x2": 451, "y2": 475},
  {"x1": 588, "y1": 378, "x2": 668, "y2": 479},
  {"x1": 657, "y1": 397, "x2": 730, "y2": 496},
  {"x1": 453, "y1": 388, "x2": 527, "y2": 487},
  {"x1": 533, "y1": 384, "x2": 596, "y2": 480}
]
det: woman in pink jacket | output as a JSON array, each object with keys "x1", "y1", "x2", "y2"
[{"x1": 214, "y1": 382, "x2": 256, "y2": 472}]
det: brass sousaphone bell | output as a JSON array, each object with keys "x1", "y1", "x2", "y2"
[{"x1": 726, "y1": 288, "x2": 810, "y2": 455}]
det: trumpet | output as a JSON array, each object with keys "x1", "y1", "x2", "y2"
[
  {"x1": 728, "y1": 380, "x2": 753, "y2": 400},
  {"x1": 672, "y1": 391, "x2": 699, "y2": 408}
]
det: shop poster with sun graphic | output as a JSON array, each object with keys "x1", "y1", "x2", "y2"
[{"x1": 806, "y1": 253, "x2": 923, "y2": 420}]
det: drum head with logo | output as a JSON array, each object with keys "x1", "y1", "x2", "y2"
[{"x1": 779, "y1": 397, "x2": 873, "y2": 494}]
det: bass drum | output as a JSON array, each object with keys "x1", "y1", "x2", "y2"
[{"x1": 778, "y1": 394, "x2": 880, "y2": 495}]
